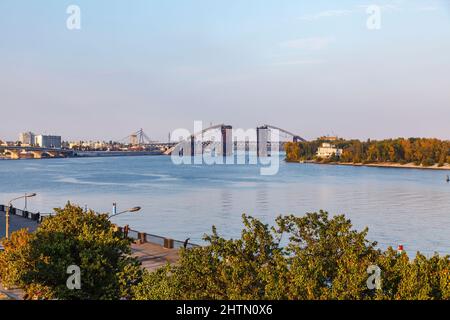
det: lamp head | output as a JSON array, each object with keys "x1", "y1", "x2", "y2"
[{"x1": 129, "y1": 206, "x2": 141, "y2": 213}]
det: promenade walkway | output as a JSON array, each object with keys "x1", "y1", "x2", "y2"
[
  {"x1": 131, "y1": 242, "x2": 180, "y2": 272},
  {"x1": 0, "y1": 211, "x2": 38, "y2": 239},
  {"x1": 0, "y1": 212, "x2": 40, "y2": 299}
]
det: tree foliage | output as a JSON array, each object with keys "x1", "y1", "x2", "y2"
[
  {"x1": 285, "y1": 138, "x2": 450, "y2": 166},
  {"x1": 1, "y1": 205, "x2": 448, "y2": 300},
  {"x1": 134, "y1": 212, "x2": 449, "y2": 300},
  {"x1": 0, "y1": 203, "x2": 142, "y2": 300}
]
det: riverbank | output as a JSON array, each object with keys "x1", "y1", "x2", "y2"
[
  {"x1": 296, "y1": 160, "x2": 450, "y2": 171},
  {"x1": 0, "y1": 150, "x2": 163, "y2": 160},
  {"x1": 74, "y1": 150, "x2": 162, "y2": 157}
]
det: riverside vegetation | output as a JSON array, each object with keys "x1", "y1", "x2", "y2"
[
  {"x1": 285, "y1": 137, "x2": 450, "y2": 167},
  {"x1": 0, "y1": 204, "x2": 448, "y2": 300}
]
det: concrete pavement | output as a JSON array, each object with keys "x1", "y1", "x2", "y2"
[
  {"x1": 131, "y1": 242, "x2": 180, "y2": 272},
  {"x1": 0, "y1": 211, "x2": 38, "y2": 239}
]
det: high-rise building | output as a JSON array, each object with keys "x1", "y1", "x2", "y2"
[
  {"x1": 19, "y1": 132, "x2": 35, "y2": 146},
  {"x1": 130, "y1": 134, "x2": 138, "y2": 146},
  {"x1": 34, "y1": 135, "x2": 62, "y2": 149}
]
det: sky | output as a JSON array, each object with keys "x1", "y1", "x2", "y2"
[{"x1": 0, "y1": 0, "x2": 449, "y2": 142}]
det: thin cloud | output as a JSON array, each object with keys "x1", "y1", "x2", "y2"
[
  {"x1": 273, "y1": 59, "x2": 325, "y2": 66},
  {"x1": 300, "y1": 3, "x2": 407, "y2": 22},
  {"x1": 280, "y1": 37, "x2": 335, "y2": 51},
  {"x1": 299, "y1": 9, "x2": 353, "y2": 21},
  {"x1": 415, "y1": 6, "x2": 439, "y2": 11}
]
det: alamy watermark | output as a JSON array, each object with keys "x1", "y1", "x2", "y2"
[
  {"x1": 66, "y1": 5, "x2": 81, "y2": 30},
  {"x1": 66, "y1": 265, "x2": 81, "y2": 290},
  {"x1": 366, "y1": 5, "x2": 382, "y2": 30},
  {"x1": 366, "y1": 265, "x2": 382, "y2": 290},
  {"x1": 170, "y1": 121, "x2": 280, "y2": 176}
]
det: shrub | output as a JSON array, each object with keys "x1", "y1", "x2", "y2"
[
  {"x1": 422, "y1": 158, "x2": 435, "y2": 167},
  {"x1": 133, "y1": 212, "x2": 450, "y2": 300},
  {"x1": 0, "y1": 203, "x2": 143, "y2": 300}
]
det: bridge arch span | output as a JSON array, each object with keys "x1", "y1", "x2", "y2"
[
  {"x1": 168, "y1": 124, "x2": 232, "y2": 156},
  {"x1": 262, "y1": 124, "x2": 307, "y2": 142}
]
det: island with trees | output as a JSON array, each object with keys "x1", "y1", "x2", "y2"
[{"x1": 285, "y1": 137, "x2": 450, "y2": 170}]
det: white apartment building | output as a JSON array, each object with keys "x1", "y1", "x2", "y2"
[
  {"x1": 19, "y1": 132, "x2": 35, "y2": 146},
  {"x1": 34, "y1": 135, "x2": 62, "y2": 149},
  {"x1": 317, "y1": 143, "x2": 343, "y2": 158}
]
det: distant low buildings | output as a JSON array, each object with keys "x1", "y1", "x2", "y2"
[
  {"x1": 18, "y1": 131, "x2": 62, "y2": 148},
  {"x1": 317, "y1": 143, "x2": 343, "y2": 158},
  {"x1": 68, "y1": 140, "x2": 111, "y2": 150}
]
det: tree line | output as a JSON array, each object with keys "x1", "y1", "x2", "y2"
[
  {"x1": 1, "y1": 204, "x2": 448, "y2": 300},
  {"x1": 285, "y1": 138, "x2": 450, "y2": 167}
]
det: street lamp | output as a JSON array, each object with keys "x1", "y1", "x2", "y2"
[
  {"x1": 108, "y1": 206, "x2": 141, "y2": 220},
  {"x1": 5, "y1": 193, "x2": 37, "y2": 239}
]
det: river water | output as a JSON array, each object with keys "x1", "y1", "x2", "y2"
[{"x1": 0, "y1": 155, "x2": 449, "y2": 255}]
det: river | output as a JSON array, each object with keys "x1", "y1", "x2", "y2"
[{"x1": 0, "y1": 155, "x2": 449, "y2": 255}]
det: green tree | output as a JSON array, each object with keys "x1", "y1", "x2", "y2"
[
  {"x1": 285, "y1": 137, "x2": 449, "y2": 167},
  {"x1": 0, "y1": 229, "x2": 33, "y2": 289},
  {"x1": 0, "y1": 203, "x2": 143, "y2": 300},
  {"x1": 285, "y1": 142, "x2": 300, "y2": 162},
  {"x1": 135, "y1": 214, "x2": 285, "y2": 300},
  {"x1": 275, "y1": 212, "x2": 380, "y2": 300},
  {"x1": 134, "y1": 212, "x2": 449, "y2": 301},
  {"x1": 375, "y1": 249, "x2": 449, "y2": 300}
]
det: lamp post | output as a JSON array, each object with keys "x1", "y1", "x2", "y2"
[
  {"x1": 5, "y1": 193, "x2": 37, "y2": 239},
  {"x1": 107, "y1": 206, "x2": 141, "y2": 220}
]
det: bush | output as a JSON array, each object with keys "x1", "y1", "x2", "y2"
[
  {"x1": 2, "y1": 207, "x2": 448, "y2": 300},
  {"x1": 0, "y1": 229, "x2": 33, "y2": 289},
  {"x1": 133, "y1": 212, "x2": 449, "y2": 300},
  {"x1": 0, "y1": 203, "x2": 143, "y2": 300},
  {"x1": 422, "y1": 158, "x2": 435, "y2": 167}
]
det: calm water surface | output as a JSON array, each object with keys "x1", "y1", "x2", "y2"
[{"x1": 0, "y1": 156, "x2": 449, "y2": 255}]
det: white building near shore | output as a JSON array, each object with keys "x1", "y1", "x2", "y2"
[{"x1": 317, "y1": 143, "x2": 343, "y2": 158}]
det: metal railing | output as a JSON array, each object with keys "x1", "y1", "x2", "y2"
[
  {"x1": 1, "y1": 204, "x2": 200, "y2": 249},
  {"x1": 124, "y1": 228, "x2": 199, "y2": 249},
  {"x1": 0, "y1": 204, "x2": 49, "y2": 222}
]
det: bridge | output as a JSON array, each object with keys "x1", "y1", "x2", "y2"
[
  {"x1": 0, "y1": 146, "x2": 74, "y2": 160},
  {"x1": 166, "y1": 124, "x2": 306, "y2": 157},
  {"x1": 120, "y1": 129, "x2": 177, "y2": 153},
  {"x1": 0, "y1": 125, "x2": 305, "y2": 159}
]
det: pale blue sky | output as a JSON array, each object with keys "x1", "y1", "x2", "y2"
[{"x1": 1, "y1": 0, "x2": 449, "y2": 141}]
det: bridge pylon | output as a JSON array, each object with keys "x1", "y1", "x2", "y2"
[
  {"x1": 221, "y1": 125, "x2": 233, "y2": 156},
  {"x1": 257, "y1": 126, "x2": 269, "y2": 157}
]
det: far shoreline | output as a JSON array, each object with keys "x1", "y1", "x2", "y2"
[{"x1": 288, "y1": 160, "x2": 450, "y2": 171}]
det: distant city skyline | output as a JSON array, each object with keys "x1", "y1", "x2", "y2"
[{"x1": 1, "y1": 0, "x2": 449, "y2": 142}]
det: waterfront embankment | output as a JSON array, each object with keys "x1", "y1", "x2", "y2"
[
  {"x1": 0, "y1": 150, "x2": 163, "y2": 160},
  {"x1": 0, "y1": 205, "x2": 196, "y2": 271},
  {"x1": 295, "y1": 160, "x2": 450, "y2": 171},
  {"x1": 74, "y1": 150, "x2": 162, "y2": 157}
]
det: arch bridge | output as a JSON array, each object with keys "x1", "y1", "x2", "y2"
[
  {"x1": 0, "y1": 146, "x2": 74, "y2": 160},
  {"x1": 166, "y1": 124, "x2": 306, "y2": 157}
]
